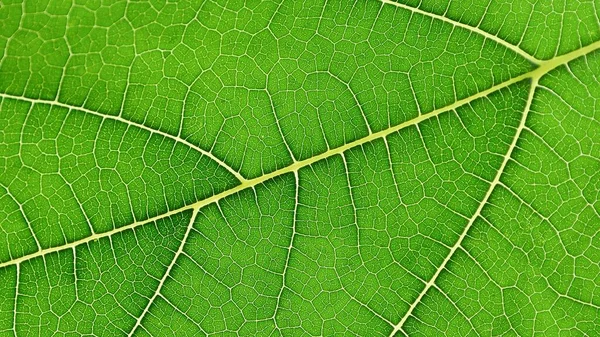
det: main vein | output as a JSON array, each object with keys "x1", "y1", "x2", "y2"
[{"x1": 0, "y1": 40, "x2": 598, "y2": 271}]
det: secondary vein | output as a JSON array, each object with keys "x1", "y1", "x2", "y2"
[
  {"x1": 388, "y1": 76, "x2": 538, "y2": 337},
  {"x1": 0, "y1": 93, "x2": 247, "y2": 183},
  {"x1": 379, "y1": 0, "x2": 542, "y2": 65},
  {"x1": 128, "y1": 207, "x2": 201, "y2": 336}
]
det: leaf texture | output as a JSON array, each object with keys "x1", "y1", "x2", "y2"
[{"x1": 0, "y1": 0, "x2": 599, "y2": 336}]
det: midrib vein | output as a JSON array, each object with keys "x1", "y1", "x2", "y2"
[{"x1": 0, "y1": 40, "x2": 598, "y2": 270}]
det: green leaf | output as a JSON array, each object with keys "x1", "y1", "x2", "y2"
[{"x1": 0, "y1": 0, "x2": 599, "y2": 336}]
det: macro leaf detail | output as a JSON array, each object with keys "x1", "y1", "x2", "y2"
[{"x1": 0, "y1": 0, "x2": 599, "y2": 336}]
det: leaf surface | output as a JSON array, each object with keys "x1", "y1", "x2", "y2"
[{"x1": 0, "y1": 0, "x2": 599, "y2": 336}]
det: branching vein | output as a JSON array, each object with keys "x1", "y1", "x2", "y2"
[{"x1": 388, "y1": 75, "x2": 539, "y2": 337}]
